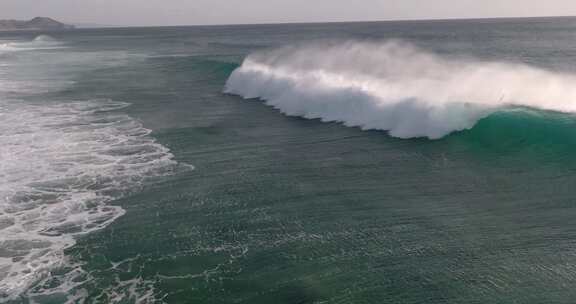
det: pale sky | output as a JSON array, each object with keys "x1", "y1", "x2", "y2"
[{"x1": 2, "y1": 0, "x2": 576, "y2": 26}]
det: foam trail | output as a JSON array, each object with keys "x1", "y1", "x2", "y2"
[
  {"x1": 0, "y1": 100, "x2": 179, "y2": 300},
  {"x1": 225, "y1": 40, "x2": 576, "y2": 139},
  {"x1": 0, "y1": 35, "x2": 184, "y2": 302}
]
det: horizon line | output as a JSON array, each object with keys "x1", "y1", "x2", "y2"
[{"x1": 68, "y1": 14, "x2": 576, "y2": 29}]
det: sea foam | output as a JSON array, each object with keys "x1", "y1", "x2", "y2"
[
  {"x1": 0, "y1": 36, "x2": 182, "y2": 301},
  {"x1": 0, "y1": 99, "x2": 179, "y2": 299},
  {"x1": 225, "y1": 40, "x2": 576, "y2": 139}
]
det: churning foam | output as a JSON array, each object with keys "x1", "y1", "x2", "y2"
[
  {"x1": 225, "y1": 40, "x2": 576, "y2": 139},
  {"x1": 0, "y1": 36, "x2": 182, "y2": 301},
  {"x1": 0, "y1": 99, "x2": 179, "y2": 300}
]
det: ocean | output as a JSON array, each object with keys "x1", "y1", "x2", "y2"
[{"x1": 2, "y1": 17, "x2": 576, "y2": 303}]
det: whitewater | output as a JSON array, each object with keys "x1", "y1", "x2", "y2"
[
  {"x1": 225, "y1": 40, "x2": 576, "y2": 139},
  {"x1": 0, "y1": 36, "x2": 182, "y2": 301}
]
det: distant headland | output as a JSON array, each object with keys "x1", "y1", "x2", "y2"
[{"x1": 0, "y1": 17, "x2": 75, "y2": 31}]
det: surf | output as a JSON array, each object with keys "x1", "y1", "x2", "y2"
[
  {"x1": 0, "y1": 35, "x2": 63, "y2": 53},
  {"x1": 225, "y1": 40, "x2": 576, "y2": 139},
  {"x1": 0, "y1": 36, "x2": 183, "y2": 301}
]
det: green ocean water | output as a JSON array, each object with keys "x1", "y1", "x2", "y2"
[{"x1": 4, "y1": 18, "x2": 576, "y2": 303}]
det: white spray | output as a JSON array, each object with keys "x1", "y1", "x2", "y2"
[{"x1": 225, "y1": 40, "x2": 576, "y2": 139}]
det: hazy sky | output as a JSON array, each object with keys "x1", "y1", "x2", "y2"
[{"x1": 2, "y1": 0, "x2": 576, "y2": 26}]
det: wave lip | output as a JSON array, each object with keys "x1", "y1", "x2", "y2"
[{"x1": 225, "y1": 40, "x2": 576, "y2": 139}]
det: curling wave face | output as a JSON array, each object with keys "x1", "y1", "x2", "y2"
[{"x1": 225, "y1": 40, "x2": 576, "y2": 139}]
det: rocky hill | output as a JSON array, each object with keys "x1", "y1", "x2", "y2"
[{"x1": 0, "y1": 17, "x2": 75, "y2": 31}]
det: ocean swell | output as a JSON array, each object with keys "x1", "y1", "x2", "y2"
[{"x1": 225, "y1": 40, "x2": 576, "y2": 139}]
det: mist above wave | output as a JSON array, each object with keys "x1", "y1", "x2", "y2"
[{"x1": 225, "y1": 40, "x2": 576, "y2": 139}]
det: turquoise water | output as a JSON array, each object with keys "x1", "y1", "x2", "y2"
[{"x1": 3, "y1": 18, "x2": 576, "y2": 303}]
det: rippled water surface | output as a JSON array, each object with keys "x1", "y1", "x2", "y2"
[{"x1": 3, "y1": 18, "x2": 576, "y2": 303}]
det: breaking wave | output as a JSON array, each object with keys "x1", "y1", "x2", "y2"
[
  {"x1": 0, "y1": 35, "x2": 63, "y2": 53},
  {"x1": 225, "y1": 40, "x2": 576, "y2": 139}
]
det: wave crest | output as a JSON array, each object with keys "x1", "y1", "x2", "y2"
[{"x1": 225, "y1": 40, "x2": 576, "y2": 139}]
